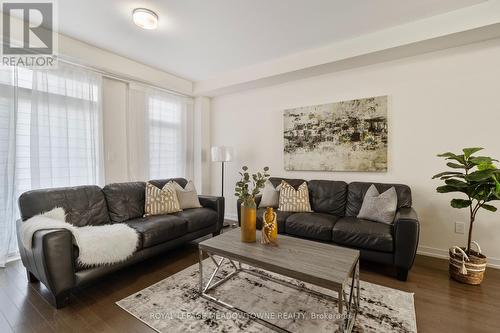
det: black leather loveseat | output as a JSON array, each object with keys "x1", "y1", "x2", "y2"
[
  {"x1": 16, "y1": 178, "x2": 224, "y2": 308},
  {"x1": 237, "y1": 177, "x2": 419, "y2": 281}
]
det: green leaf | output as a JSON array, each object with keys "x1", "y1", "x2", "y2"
[
  {"x1": 496, "y1": 182, "x2": 500, "y2": 198},
  {"x1": 446, "y1": 162, "x2": 466, "y2": 169},
  {"x1": 437, "y1": 152, "x2": 457, "y2": 158},
  {"x1": 437, "y1": 152, "x2": 466, "y2": 163},
  {"x1": 470, "y1": 156, "x2": 498, "y2": 165},
  {"x1": 466, "y1": 169, "x2": 495, "y2": 182},
  {"x1": 437, "y1": 185, "x2": 466, "y2": 194},
  {"x1": 451, "y1": 199, "x2": 472, "y2": 208},
  {"x1": 481, "y1": 204, "x2": 497, "y2": 212},
  {"x1": 476, "y1": 162, "x2": 497, "y2": 171},
  {"x1": 432, "y1": 171, "x2": 464, "y2": 179},
  {"x1": 463, "y1": 147, "x2": 483, "y2": 158},
  {"x1": 445, "y1": 179, "x2": 469, "y2": 187},
  {"x1": 440, "y1": 175, "x2": 465, "y2": 180}
]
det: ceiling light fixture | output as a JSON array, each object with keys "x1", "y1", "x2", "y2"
[{"x1": 132, "y1": 8, "x2": 158, "y2": 30}]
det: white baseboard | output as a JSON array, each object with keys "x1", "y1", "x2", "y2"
[{"x1": 418, "y1": 245, "x2": 500, "y2": 269}]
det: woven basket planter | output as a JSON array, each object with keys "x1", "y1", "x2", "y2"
[{"x1": 449, "y1": 241, "x2": 487, "y2": 285}]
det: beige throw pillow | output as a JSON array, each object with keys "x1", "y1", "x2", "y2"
[
  {"x1": 258, "y1": 180, "x2": 281, "y2": 208},
  {"x1": 144, "y1": 182, "x2": 182, "y2": 217},
  {"x1": 172, "y1": 180, "x2": 202, "y2": 209},
  {"x1": 278, "y1": 181, "x2": 312, "y2": 212}
]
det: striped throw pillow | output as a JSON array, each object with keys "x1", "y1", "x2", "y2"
[
  {"x1": 278, "y1": 181, "x2": 312, "y2": 212},
  {"x1": 144, "y1": 182, "x2": 182, "y2": 217}
]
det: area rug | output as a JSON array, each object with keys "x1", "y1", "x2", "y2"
[{"x1": 117, "y1": 258, "x2": 417, "y2": 332}]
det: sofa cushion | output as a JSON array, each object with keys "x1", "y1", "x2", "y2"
[
  {"x1": 149, "y1": 178, "x2": 188, "y2": 190},
  {"x1": 175, "y1": 208, "x2": 217, "y2": 233},
  {"x1": 308, "y1": 180, "x2": 347, "y2": 216},
  {"x1": 256, "y1": 208, "x2": 293, "y2": 234},
  {"x1": 268, "y1": 177, "x2": 306, "y2": 190},
  {"x1": 332, "y1": 217, "x2": 393, "y2": 252},
  {"x1": 286, "y1": 213, "x2": 340, "y2": 241},
  {"x1": 124, "y1": 215, "x2": 187, "y2": 248},
  {"x1": 18, "y1": 185, "x2": 110, "y2": 226},
  {"x1": 102, "y1": 181, "x2": 146, "y2": 223},
  {"x1": 345, "y1": 182, "x2": 412, "y2": 217}
]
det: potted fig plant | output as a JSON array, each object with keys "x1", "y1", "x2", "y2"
[
  {"x1": 234, "y1": 166, "x2": 270, "y2": 242},
  {"x1": 433, "y1": 147, "x2": 500, "y2": 285}
]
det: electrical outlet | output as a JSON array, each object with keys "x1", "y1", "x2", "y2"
[{"x1": 455, "y1": 222, "x2": 465, "y2": 234}]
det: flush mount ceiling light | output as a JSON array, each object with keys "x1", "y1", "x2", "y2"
[{"x1": 132, "y1": 8, "x2": 158, "y2": 30}]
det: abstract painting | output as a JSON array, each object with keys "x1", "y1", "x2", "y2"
[{"x1": 283, "y1": 96, "x2": 388, "y2": 172}]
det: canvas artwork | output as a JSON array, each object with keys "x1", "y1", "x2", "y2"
[{"x1": 283, "y1": 96, "x2": 388, "y2": 172}]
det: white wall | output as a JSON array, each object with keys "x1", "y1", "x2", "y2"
[
  {"x1": 102, "y1": 78, "x2": 129, "y2": 183},
  {"x1": 210, "y1": 39, "x2": 500, "y2": 266},
  {"x1": 193, "y1": 97, "x2": 212, "y2": 194},
  {"x1": 60, "y1": 33, "x2": 193, "y2": 95}
]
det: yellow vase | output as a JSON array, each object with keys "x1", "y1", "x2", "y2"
[
  {"x1": 241, "y1": 199, "x2": 257, "y2": 242},
  {"x1": 262, "y1": 207, "x2": 278, "y2": 244}
]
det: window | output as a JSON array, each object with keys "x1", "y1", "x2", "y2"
[
  {"x1": 0, "y1": 64, "x2": 103, "y2": 265},
  {"x1": 15, "y1": 67, "x2": 102, "y2": 191},
  {"x1": 147, "y1": 90, "x2": 193, "y2": 180}
]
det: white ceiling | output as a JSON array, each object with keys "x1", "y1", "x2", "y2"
[{"x1": 57, "y1": 0, "x2": 486, "y2": 81}]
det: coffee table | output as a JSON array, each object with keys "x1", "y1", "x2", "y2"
[{"x1": 198, "y1": 228, "x2": 360, "y2": 332}]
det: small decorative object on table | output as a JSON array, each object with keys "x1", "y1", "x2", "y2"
[
  {"x1": 433, "y1": 147, "x2": 500, "y2": 285},
  {"x1": 261, "y1": 207, "x2": 278, "y2": 245},
  {"x1": 235, "y1": 166, "x2": 270, "y2": 243}
]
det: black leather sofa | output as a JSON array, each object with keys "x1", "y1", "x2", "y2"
[
  {"x1": 16, "y1": 178, "x2": 224, "y2": 308},
  {"x1": 237, "y1": 177, "x2": 419, "y2": 281}
]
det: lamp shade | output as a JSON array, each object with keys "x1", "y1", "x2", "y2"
[{"x1": 211, "y1": 146, "x2": 233, "y2": 162}]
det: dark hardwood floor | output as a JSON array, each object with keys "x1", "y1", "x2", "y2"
[{"x1": 1, "y1": 227, "x2": 499, "y2": 333}]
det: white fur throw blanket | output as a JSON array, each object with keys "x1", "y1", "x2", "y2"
[{"x1": 20, "y1": 207, "x2": 139, "y2": 267}]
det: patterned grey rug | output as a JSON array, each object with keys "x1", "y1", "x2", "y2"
[{"x1": 117, "y1": 258, "x2": 417, "y2": 332}]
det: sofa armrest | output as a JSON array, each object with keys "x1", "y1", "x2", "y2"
[
  {"x1": 16, "y1": 219, "x2": 75, "y2": 299},
  {"x1": 236, "y1": 195, "x2": 262, "y2": 226},
  {"x1": 198, "y1": 195, "x2": 225, "y2": 232},
  {"x1": 393, "y1": 207, "x2": 420, "y2": 271}
]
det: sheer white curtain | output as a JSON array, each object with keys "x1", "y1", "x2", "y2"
[
  {"x1": 127, "y1": 85, "x2": 194, "y2": 181},
  {"x1": 0, "y1": 63, "x2": 103, "y2": 267},
  {"x1": 146, "y1": 88, "x2": 194, "y2": 180},
  {"x1": 0, "y1": 67, "x2": 17, "y2": 267}
]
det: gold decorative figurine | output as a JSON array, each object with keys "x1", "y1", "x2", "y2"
[{"x1": 261, "y1": 207, "x2": 278, "y2": 245}]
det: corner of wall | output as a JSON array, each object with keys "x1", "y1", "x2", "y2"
[{"x1": 194, "y1": 96, "x2": 212, "y2": 194}]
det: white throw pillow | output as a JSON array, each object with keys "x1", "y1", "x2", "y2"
[
  {"x1": 357, "y1": 184, "x2": 397, "y2": 224},
  {"x1": 172, "y1": 180, "x2": 202, "y2": 210},
  {"x1": 258, "y1": 180, "x2": 281, "y2": 208}
]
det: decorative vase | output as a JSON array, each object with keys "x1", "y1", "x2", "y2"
[
  {"x1": 261, "y1": 207, "x2": 278, "y2": 245},
  {"x1": 449, "y1": 241, "x2": 487, "y2": 285},
  {"x1": 240, "y1": 198, "x2": 256, "y2": 242}
]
